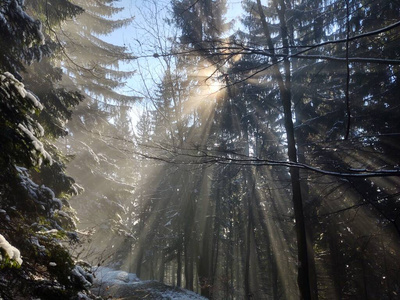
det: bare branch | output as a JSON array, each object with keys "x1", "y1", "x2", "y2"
[{"x1": 132, "y1": 143, "x2": 400, "y2": 178}]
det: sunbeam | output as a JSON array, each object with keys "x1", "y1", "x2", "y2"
[{"x1": 4, "y1": 0, "x2": 400, "y2": 299}]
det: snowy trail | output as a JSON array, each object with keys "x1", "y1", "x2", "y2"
[{"x1": 91, "y1": 267, "x2": 207, "y2": 299}]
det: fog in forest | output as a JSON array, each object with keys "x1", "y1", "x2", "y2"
[{"x1": 1, "y1": 0, "x2": 400, "y2": 299}]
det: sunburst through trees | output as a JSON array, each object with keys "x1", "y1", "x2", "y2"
[
  {"x1": 2, "y1": 0, "x2": 400, "y2": 299},
  {"x1": 119, "y1": 0, "x2": 400, "y2": 299}
]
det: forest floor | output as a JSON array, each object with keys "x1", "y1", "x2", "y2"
[{"x1": 90, "y1": 267, "x2": 207, "y2": 299}]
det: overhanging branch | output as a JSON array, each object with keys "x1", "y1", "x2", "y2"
[{"x1": 133, "y1": 144, "x2": 400, "y2": 178}]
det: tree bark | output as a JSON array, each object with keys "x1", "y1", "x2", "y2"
[
  {"x1": 256, "y1": 0, "x2": 312, "y2": 298},
  {"x1": 135, "y1": 246, "x2": 144, "y2": 279},
  {"x1": 198, "y1": 214, "x2": 214, "y2": 298},
  {"x1": 177, "y1": 245, "x2": 182, "y2": 287},
  {"x1": 184, "y1": 237, "x2": 194, "y2": 290},
  {"x1": 159, "y1": 250, "x2": 165, "y2": 283}
]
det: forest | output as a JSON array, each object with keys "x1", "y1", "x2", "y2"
[{"x1": 0, "y1": 0, "x2": 400, "y2": 299}]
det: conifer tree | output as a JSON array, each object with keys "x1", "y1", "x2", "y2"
[
  {"x1": 0, "y1": 1, "x2": 96, "y2": 298},
  {"x1": 133, "y1": 0, "x2": 400, "y2": 298},
  {"x1": 56, "y1": 0, "x2": 139, "y2": 267}
]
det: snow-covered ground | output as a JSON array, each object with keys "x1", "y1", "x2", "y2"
[{"x1": 91, "y1": 266, "x2": 207, "y2": 300}]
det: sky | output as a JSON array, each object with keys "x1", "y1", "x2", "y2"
[
  {"x1": 101, "y1": 0, "x2": 172, "y2": 127},
  {"x1": 101, "y1": 0, "x2": 244, "y2": 129}
]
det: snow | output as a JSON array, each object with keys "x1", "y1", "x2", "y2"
[
  {"x1": 2, "y1": 73, "x2": 43, "y2": 110},
  {"x1": 30, "y1": 236, "x2": 46, "y2": 252},
  {"x1": 17, "y1": 123, "x2": 52, "y2": 164},
  {"x1": 25, "y1": 90, "x2": 44, "y2": 111},
  {"x1": 0, "y1": 234, "x2": 23, "y2": 266},
  {"x1": 3, "y1": 72, "x2": 26, "y2": 97},
  {"x1": 80, "y1": 141, "x2": 100, "y2": 164},
  {"x1": 72, "y1": 265, "x2": 93, "y2": 289},
  {"x1": 0, "y1": 209, "x2": 10, "y2": 221},
  {"x1": 52, "y1": 197, "x2": 63, "y2": 210},
  {"x1": 56, "y1": 210, "x2": 70, "y2": 218},
  {"x1": 71, "y1": 182, "x2": 85, "y2": 195},
  {"x1": 1, "y1": 72, "x2": 50, "y2": 166},
  {"x1": 77, "y1": 292, "x2": 91, "y2": 300},
  {"x1": 92, "y1": 267, "x2": 207, "y2": 299},
  {"x1": 16, "y1": 167, "x2": 76, "y2": 233},
  {"x1": 93, "y1": 266, "x2": 139, "y2": 285}
]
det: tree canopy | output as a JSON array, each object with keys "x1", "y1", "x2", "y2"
[{"x1": 1, "y1": 0, "x2": 400, "y2": 299}]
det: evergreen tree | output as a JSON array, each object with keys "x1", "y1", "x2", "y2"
[
  {"x1": 56, "y1": 0, "x2": 139, "y2": 268},
  {"x1": 0, "y1": 1, "x2": 95, "y2": 299},
  {"x1": 132, "y1": 0, "x2": 400, "y2": 298},
  {"x1": 59, "y1": 0, "x2": 136, "y2": 104}
]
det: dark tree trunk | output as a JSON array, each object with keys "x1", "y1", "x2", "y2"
[
  {"x1": 255, "y1": 1, "x2": 312, "y2": 298},
  {"x1": 159, "y1": 251, "x2": 165, "y2": 283},
  {"x1": 197, "y1": 166, "x2": 217, "y2": 299},
  {"x1": 136, "y1": 246, "x2": 144, "y2": 279},
  {"x1": 244, "y1": 211, "x2": 252, "y2": 300},
  {"x1": 198, "y1": 215, "x2": 214, "y2": 298},
  {"x1": 184, "y1": 238, "x2": 194, "y2": 290},
  {"x1": 177, "y1": 245, "x2": 182, "y2": 287},
  {"x1": 244, "y1": 171, "x2": 254, "y2": 300},
  {"x1": 294, "y1": 87, "x2": 319, "y2": 300}
]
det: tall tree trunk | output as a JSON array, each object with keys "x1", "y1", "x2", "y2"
[
  {"x1": 184, "y1": 237, "x2": 194, "y2": 290},
  {"x1": 177, "y1": 244, "x2": 182, "y2": 287},
  {"x1": 283, "y1": 87, "x2": 312, "y2": 300},
  {"x1": 243, "y1": 122, "x2": 254, "y2": 299},
  {"x1": 244, "y1": 171, "x2": 254, "y2": 299},
  {"x1": 135, "y1": 194, "x2": 147, "y2": 278},
  {"x1": 256, "y1": 0, "x2": 312, "y2": 298},
  {"x1": 198, "y1": 214, "x2": 214, "y2": 298},
  {"x1": 254, "y1": 178, "x2": 280, "y2": 298},
  {"x1": 227, "y1": 193, "x2": 235, "y2": 300},
  {"x1": 159, "y1": 250, "x2": 165, "y2": 283},
  {"x1": 236, "y1": 208, "x2": 243, "y2": 296},
  {"x1": 295, "y1": 99, "x2": 319, "y2": 300},
  {"x1": 327, "y1": 224, "x2": 345, "y2": 299},
  {"x1": 197, "y1": 166, "x2": 216, "y2": 298},
  {"x1": 172, "y1": 260, "x2": 176, "y2": 286},
  {"x1": 239, "y1": 202, "x2": 248, "y2": 297},
  {"x1": 244, "y1": 201, "x2": 253, "y2": 300},
  {"x1": 136, "y1": 246, "x2": 144, "y2": 279}
]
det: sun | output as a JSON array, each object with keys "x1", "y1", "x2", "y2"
[
  {"x1": 181, "y1": 61, "x2": 226, "y2": 117},
  {"x1": 196, "y1": 64, "x2": 225, "y2": 99},
  {"x1": 204, "y1": 75, "x2": 224, "y2": 96}
]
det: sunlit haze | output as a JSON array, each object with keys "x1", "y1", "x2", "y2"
[{"x1": 1, "y1": 0, "x2": 399, "y2": 299}]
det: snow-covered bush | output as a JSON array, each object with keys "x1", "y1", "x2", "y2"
[
  {"x1": 0, "y1": 234, "x2": 22, "y2": 267},
  {"x1": 71, "y1": 265, "x2": 94, "y2": 289}
]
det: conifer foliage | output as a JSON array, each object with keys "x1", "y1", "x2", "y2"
[
  {"x1": 129, "y1": 0, "x2": 400, "y2": 299},
  {"x1": 0, "y1": 1, "x2": 92, "y2": 299},
  {"x1": 58, "y1": 0, "x2": 138, "y2": 269},
  {"x1": 2, "y1": 0, "x2": 400, "y2": 299}
]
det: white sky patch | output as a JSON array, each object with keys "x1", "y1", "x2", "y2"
[{"x1": 225, "y1": 0, "x2": 244, "y2": 35}]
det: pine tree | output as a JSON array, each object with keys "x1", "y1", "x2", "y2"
[
  {"x1": 136, "y1": 0, "x2": 400, "y2": 298},
  {"x1": 0, "y1": 1, "x2": 96, "y2": 298},
  {"x1": 55, "y1": 0, "x2": 140, "y2": 268},
  {"x1": 59, "y1": 0, "x2": 136, "y2": 104}
]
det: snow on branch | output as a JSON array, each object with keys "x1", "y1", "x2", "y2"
[
  {"x1": 1, "y1": 71, "x2": 52, "y2": 166},
  {"x1": 0, "y1": 234, "x2": 23, "y2": 266}
]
